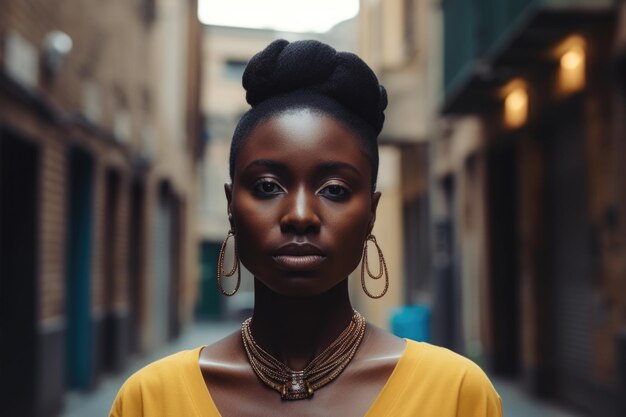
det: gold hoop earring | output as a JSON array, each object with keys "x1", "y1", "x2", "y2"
[
  {"x1": 217, "y1": 230, "x2": 241, "y2": 296},
  {"x1": 361, "y1": 234, "x2": 389, "y2": 299}
]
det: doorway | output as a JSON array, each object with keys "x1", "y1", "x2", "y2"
[
  {"x1": 196, "y1": 241, "x2": 222, "y2": 319},
  {"x1": 65, "y1": 148, "x2": 95, "y2": 389},
  {"x1": 103, "y1": 169, "x2": 123, "y2": 372},
  {"x1": 487, "y1": 136, "x2": 520, "y2": 376},
  {"x1": 128, "y1": 180, "x2": 146, "y2": 354},
  {"x1": 0, "y1": 130, "x2": 39, "y2": 416},
  {"x1": 433, "y1": 176, "x2": 462, "y2": 352},
  {"x1": 150, "y1": 181, "x2": 175, "y2": 347},
  {"x1": 542, "y1": 98, "x2": 593, "y2": 411}
]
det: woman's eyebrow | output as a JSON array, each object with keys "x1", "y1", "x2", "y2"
[
  {"x1": 317, "y1": 161, "x2": 361, "y2": 176},
  {"x1": 243, "y1": 159, "x2": 361, "y2": 176},
  {"x1": 243, "y1": 159, "x2": 287, "y2": 172}
]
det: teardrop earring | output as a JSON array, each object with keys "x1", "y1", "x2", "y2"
[
  {"x1": 217, "y1": 229, "x2": 241, "y2": 296},
  {"x1": 360, "y1": 234, "x2": 389, "y2": 299}
]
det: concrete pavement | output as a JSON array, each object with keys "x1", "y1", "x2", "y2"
[{"x1": 61, "y1": 321, "x2": 584, "y2": 417}]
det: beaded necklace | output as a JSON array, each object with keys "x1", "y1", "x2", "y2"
[{"x1": 241, "y1": 311, "x2": 366, "y2": 400}]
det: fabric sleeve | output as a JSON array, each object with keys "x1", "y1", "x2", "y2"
[
  {"x1": 456, "y1": 361, "x2": 503, "y2": 417},
  {"x1": 108, "y1": 375, "x2": 144, "y2": 417}
]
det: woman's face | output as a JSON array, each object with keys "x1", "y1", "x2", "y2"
[{"x1": 226, "y1": 109, "x2": 380, "y2": 297}]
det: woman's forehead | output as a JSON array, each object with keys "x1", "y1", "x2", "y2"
[{"x1": 235, "y1": 110, "x2": 370, "y2": 172}]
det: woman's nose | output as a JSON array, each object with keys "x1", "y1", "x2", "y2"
[{"x1": 280, "y1": 186, "x2": 321, "y2": 235}]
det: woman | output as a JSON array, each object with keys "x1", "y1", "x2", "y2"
[{"x1": 110, "y1": 39, "x2": 502, "y2": 417}]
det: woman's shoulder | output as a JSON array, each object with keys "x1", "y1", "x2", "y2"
[
  {"x1": 357, "y1": 336, "x2": 502, "y2": 417},
  {"x1": 403, "y1": 338, "x2": 457, "y2": 358},
  {"x1": 401, "y1": 340, "x2": 494, "y2": 384},
  {"x1": 124, "y1": 348, "x2": 200, "y2": 387},
  {"x1": 394, "y1": 341, "x2": 502, "y2": 415},
  {"x1": 110, "y1": 347, "x2": 206, "y2": 417}
]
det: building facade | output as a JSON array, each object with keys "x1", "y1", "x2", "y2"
[
  {"x1": 359, "y1": 0, "x2": 626, "y2": 414},
  {"x1": 0, "y1": 1, "x2": 203, "y2": 416},
  {"x1": 356, "y1": 0, "x2": 439, "y2": 329},
  {"x1": 436, "y1": 0, "x2": 626, "y2": 415}
]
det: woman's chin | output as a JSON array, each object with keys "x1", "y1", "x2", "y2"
[{"x1": 261, "y1": 277, "x2": 339, "y2": 299}]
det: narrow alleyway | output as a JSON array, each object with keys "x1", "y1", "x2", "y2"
[{"x1": 62, "y1": 320, "x2": 582, "y2": 417}]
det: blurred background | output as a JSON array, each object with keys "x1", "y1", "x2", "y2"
[{"x1": 1, "y1": 0, "x2": 625, "y2": 416}]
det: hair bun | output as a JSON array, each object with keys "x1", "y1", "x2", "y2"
[{"x1": 242, "y1": 39, "x2": 387, "y2": 134}]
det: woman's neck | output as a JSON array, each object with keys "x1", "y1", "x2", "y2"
[{"x1": 250, "y1": 279, "x2": 355, "y2": 371}]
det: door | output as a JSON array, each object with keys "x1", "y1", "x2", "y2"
[
  {"x1": 128, "y1": 180, "x2": 145, "y2": 354},
  {"x1": 403, "y1": 196, "x2": 432, "y2": 305},
  {"x1": 0, "y1": 131, "x2": 39, "y2": 416},
  {"x1": 103, "y1": 169, "x2": 121, "y2": 371},
  {"x1": 195, "y1": 241, "x2": 222, "y2": 319},
  {"x1": 66, "y1": 148, "x2": 95, "y2": 389},
  {"x1": 487, "y1": 137, "x2": 520, "y2": 375},
  {"x1": 543, "y1": 98, "x2": 593, "y2": 411},
  {"x1": 433, "y1": 176, "x2": 462, "y2": 352}
]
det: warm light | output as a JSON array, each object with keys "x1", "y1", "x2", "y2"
[
  {"x1": 557, "y1": 37, "x2": 586, "y2": 93},
  {"x1": 560, "y1": 46, "x2": 584, "y2": 70},
  {"x1": 504, "y1": 86, "x2": 528, "y2": 129},
  {"x1": 506, "y1": 89, "x2": 527, "y2": 111}
]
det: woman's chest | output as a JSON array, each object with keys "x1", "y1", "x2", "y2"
[
  {"x1": 204, "y1": 357, "x2": 398, "y2": 417},
  {"x1": 209, "y1": 378, "x2": 380, "y2": 417}
]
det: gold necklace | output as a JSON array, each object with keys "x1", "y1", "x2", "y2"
[{"x1": 241, "y1": 311, "x2": 366, "y2": 400}]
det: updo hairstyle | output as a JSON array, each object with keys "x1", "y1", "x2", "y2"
[{"x1": 229, "y1": 39, "x2": 388, "y2": 190}]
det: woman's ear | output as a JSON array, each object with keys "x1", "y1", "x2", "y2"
[
  {"x1": 224, "y1": 183, "x2": 234, "y2": 230},
  {"x1": 367, "y1": 191, "x2": 382, "y2": 235}
]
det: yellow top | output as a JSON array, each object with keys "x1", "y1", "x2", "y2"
[{"x1": 109, "y1": 340, "x2": 502, "y2": 417}]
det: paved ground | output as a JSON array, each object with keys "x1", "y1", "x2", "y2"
[{"x1": 62, "y1": 321, "x2": 584, "y2": 417}]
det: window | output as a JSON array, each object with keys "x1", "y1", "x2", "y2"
[
  {"x1": 223, "y1": 59, "x2": 248, "y2": 81},
  {"x1": 138, "y1": 0, "x2": 156, "y2": 25}
]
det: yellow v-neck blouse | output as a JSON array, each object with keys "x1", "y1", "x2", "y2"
[{"x1": 109, "y1": 340, "x2": 502, "y2": 417}]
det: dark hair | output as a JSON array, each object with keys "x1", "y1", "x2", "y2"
[{"x1": 229, "y1": 39, "x2": 387, "y2": 189}]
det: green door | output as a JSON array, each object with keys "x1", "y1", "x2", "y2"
[
  {"x1": 66, "y1": 148, "x2": 94, "y2": 389},
  {"x1": 195, "y1": 241, "x2": 222, "y2": 319}
]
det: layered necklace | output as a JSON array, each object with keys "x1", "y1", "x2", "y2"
[{"x1": 241, "y1": 310, "x2": 366, "y2": 400}]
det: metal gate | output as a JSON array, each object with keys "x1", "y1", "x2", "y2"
[{"x1": 544, "y1": 98, "x2": 593, "y2": 410}]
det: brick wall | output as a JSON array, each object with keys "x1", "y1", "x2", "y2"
[
  {"x1": 39, "y1": 138, "x2": 67, "y2": 321},
  {"x1": 1, "y1": 0, "x2": 202, "y2": 413}
]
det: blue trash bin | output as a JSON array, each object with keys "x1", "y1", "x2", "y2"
[{"x1": 390, "y1": 304, "x2": 431, "y2": 342}]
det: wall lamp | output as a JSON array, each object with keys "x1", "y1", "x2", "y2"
[
  {"x1": 42, "y1": 30, "x2": 73, "y2": 77},
  {"x1": 502, "y1": 80, "x2": 529, "y2": 129},
  {"x1": 556, "y1": 35, "x2": 586, "y2": 94}
]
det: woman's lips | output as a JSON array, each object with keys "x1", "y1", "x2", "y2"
[
  {"x1": 272, "y1": 254, "x2": 326, "y2": 270},
  {"x1": 272, "y1": 242, "x2": 326, "y2": 271}
]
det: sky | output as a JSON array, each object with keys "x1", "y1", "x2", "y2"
[{"x1": 197, "y1": 0, "x2": 360, "y2": 33}]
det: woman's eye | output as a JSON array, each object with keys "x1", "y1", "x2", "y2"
[
  {"x1": 318, "y1": 184, "x2": 351, "y2": 200},
  {"x1": 252, "y1": 179, "x2": 284, "y2": 196}
]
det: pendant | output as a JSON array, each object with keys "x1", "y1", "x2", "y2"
[{"x1": 280, "y1": 371, "x2": 314, "y2": 400}]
